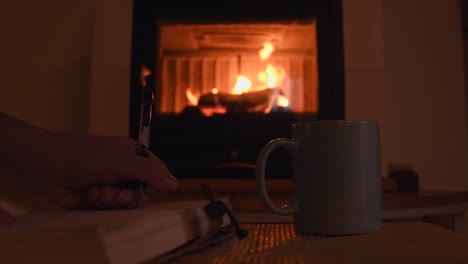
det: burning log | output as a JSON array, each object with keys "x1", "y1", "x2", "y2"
[{"x1": 197, "y1": 88, "x2": 277, "y2": 112}]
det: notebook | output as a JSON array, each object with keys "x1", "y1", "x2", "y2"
[{"x1": 0, "y1": 199, "x2": 237, "y2": 264}]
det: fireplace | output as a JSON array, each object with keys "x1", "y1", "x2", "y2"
[{"x1": 129, "y1": 0, "x2": 345, "y2": 178}]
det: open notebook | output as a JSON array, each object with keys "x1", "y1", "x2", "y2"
[{"x1": 0, "y1": 199, "x2": 237, "y2": 264}]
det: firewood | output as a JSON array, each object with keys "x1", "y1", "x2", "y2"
[{"x1": 197, "y1": 88, "x2": 277, "y2": 112}]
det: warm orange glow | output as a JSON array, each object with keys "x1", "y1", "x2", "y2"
[
  {"x1": 258, "y1": 64, "x2": 285, "y2": 88},
  {"x1": 231, "y1": 75, "x2": 252, "y2": 94},
  {"x1": 259, "y1": 42, "x2": 275, "y2": 60},
  {"x1": 162, "y1": 21, "x2": 320, "y2": 114},
  {"x1": 185, "y1": 41, "x2": 292, "y2": 116},
  {"x1": 200, "y1": 106, "x2": 227, "y2": 116},
  {"x1": 186, "y1": 88, "x2": 199, "y2": 106},
  {"x1": 140, "y1": 65, "x2": 152, "y2": 87},
  {"x1": 277, "y1": 95, "x2": 289, "y2": 107}
]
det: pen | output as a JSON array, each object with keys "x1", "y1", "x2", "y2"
[{"x1": 120, "y1": 65, "x2": 153, "y2": 208}]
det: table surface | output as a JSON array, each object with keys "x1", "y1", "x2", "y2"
[
  {"x1": 152, "y1": 179, "x2": 468, "y2": 211},
  {"x1": 167, "y1": 222, "x2": 468, "y2": 264}
]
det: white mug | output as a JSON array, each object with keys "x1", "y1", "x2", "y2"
[{"x1": 256, "y1": 120, "x2": 382, "y2": 235}]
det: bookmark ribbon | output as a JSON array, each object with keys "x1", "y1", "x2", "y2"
[{"x1": 152, "y1": 184, "x2": 248, "y2": 263}]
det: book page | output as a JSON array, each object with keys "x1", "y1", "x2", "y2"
[{"x1": 0, "y1": 198, "x2": 232, "y2": 264}]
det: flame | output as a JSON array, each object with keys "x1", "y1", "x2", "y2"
[
  {"x1": 140, "y1": 65, "x2": 152, "y2": 87},
  {"x1": 185, "y1": 41, "x2": 291, "y2": 115},
  {"x1": 259, "y1": 42, "x2": 275, "y2": 60},
  {"x1": 186, "y1": 88, "x2": 199, "y2": 106},
  {"x1": 231, "y1": 75, "x2": 252, "y2": 94},
  {"x1": 258, "y1": 64, "x2": 285, "y2": 88},
  {"x1": 277, "y1": 95, "x2": 289, "y2": 107},
  {"x1": 258, "y1": 42, "x2": 284, "y2": 88}
]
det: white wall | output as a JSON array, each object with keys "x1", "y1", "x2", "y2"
[
  {"x1": 343, "y1": 0, "x2": 468, "y2": 191},
  {"x1": 0, "y1": 1, "x2": 95, "y2": 135},
  {"x1": 342, "y1": 0, "x2": 388, "y2": 177},
  {"x1": 88, "y1": 0, "x2": 133, "y2": 136},
  {"x1": 382, "y1": 0, "x2": 468, "y2": 191}
]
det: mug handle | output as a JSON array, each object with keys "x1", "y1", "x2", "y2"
[{"x1": 256, "y1": 138, "x2": 300, "y2": 215}]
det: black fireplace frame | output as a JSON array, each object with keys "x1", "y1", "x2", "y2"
[{"x1": 129, "y1": 0, "x2": 345, "y2": 178}]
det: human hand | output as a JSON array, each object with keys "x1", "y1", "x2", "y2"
[
  {"x1": 40, "y1": 135, "x2": 178, "y2": 210},
  {"x1": 2, "y1": 133, "x2": 177, "y2": 210},
  {"x1": 1, "y1": 113, "x2": 178, "y2": 210}
]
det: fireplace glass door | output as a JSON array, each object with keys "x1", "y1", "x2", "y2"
[
  {"x1": 130, "y1": 0, "x2": 344, "y2": 178},
  {"x1": 157, "y1": 20, "x2": 318, "y2": 117}
]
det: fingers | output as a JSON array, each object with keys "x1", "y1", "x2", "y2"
[
  {"x1": 108, "y1": 152, "x2": 178, "y2": 192},
  {"x1": 68, "y1": 136, "x2": 177, "y2": 194},
  {"x1": 145, "y1": 152, "x2": 178, "y2": 191},
  {"x1": 50, "y1": 187, "x2": 143, "y2": 210},
  {"x1": 88, "y1": 186, "x2": 142, "y2": 209},
  {"x1": 88, "y1": 136, "x2": 177, "y2": 191}
]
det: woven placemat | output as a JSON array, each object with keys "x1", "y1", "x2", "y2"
[{"x1": 171, "y1": 223, "x2": 468, "y2": 264}]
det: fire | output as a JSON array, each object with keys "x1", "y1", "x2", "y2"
[
  {"x1": 277, "y1": 95, "x2": 289, "y2": 107},
  {"x1": 258, "y1": 64, "x2": 285, "y2": 88},
  {"x1": 231, "y1": 75, "x2": 252, "y2": 94},
  {"x1": 186, "y1": 41, "x2": 290, "y2": 115},
  {"x1": 259, "y1": 42, "x2": 275, "y2": 60},
  {"x1": 186, "y1": 88, "x2": 199, "y2": 106},
  {"x1": 257, "y1": 42, "x2": 285, "y2": 88},
  {"x1": 234, "y1": 42, "x2": 284, "y2": 93}
]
